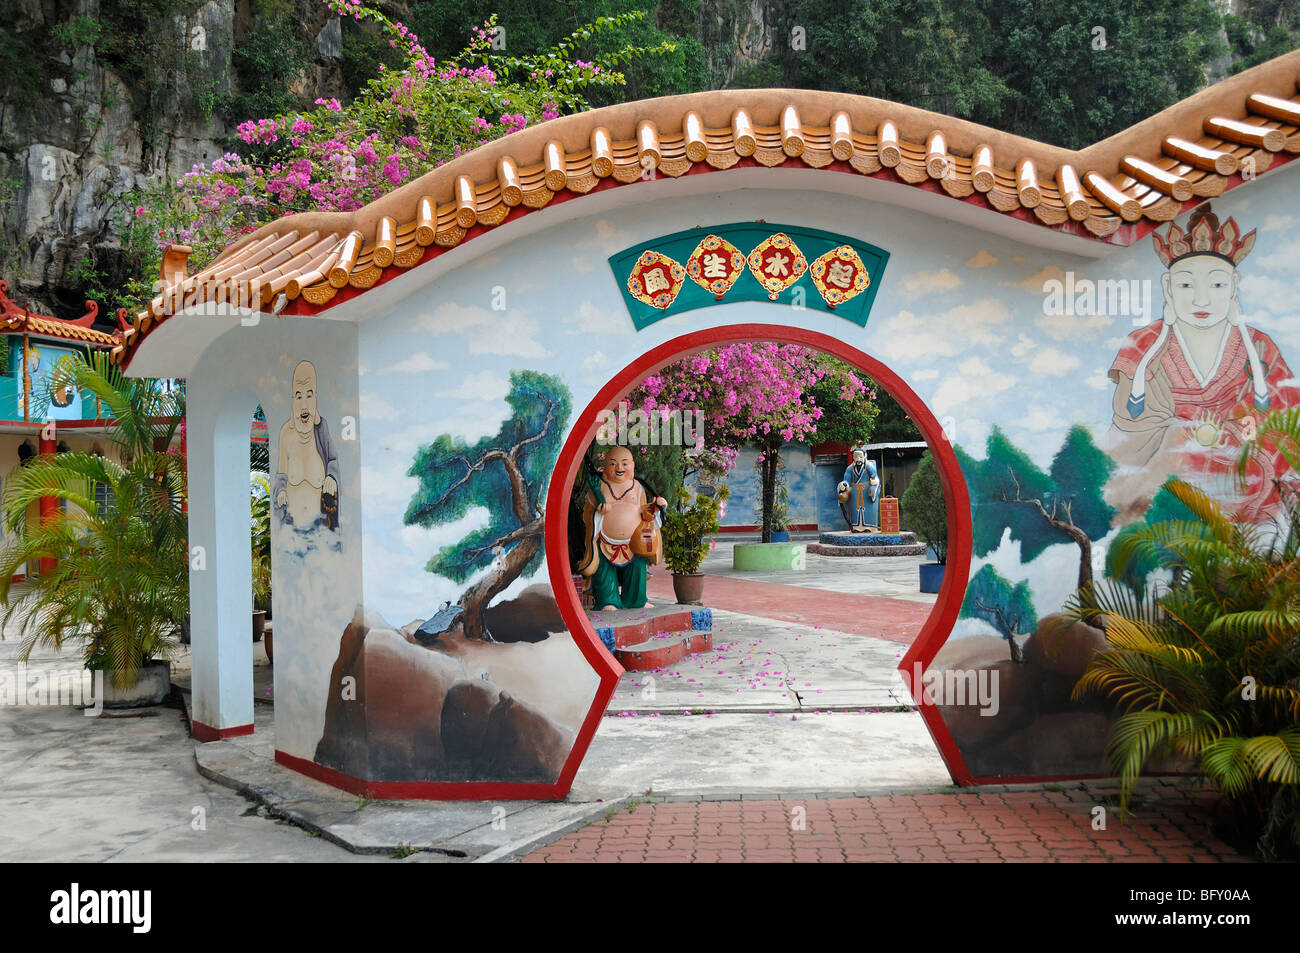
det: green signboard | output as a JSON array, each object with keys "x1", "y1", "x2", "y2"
[{"x1": 608, "y1": 222, "x2": 889, "y2": 331}]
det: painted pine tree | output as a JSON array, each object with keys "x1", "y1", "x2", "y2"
[{"x1": 404, "y1": 370, "x2": 571, "y2": 641}]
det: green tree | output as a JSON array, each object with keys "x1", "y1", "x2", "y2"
[
  {"x1": 961, "y1": 564, "x2": 1037, "y2": 662},
  {"x1": 806, "y1": 356, "x2": 883, "y2": 446},
  {"x1": 0, "y1": 353, "x2": 187, "y2": 687},
  {"x1": 899, "y1": 449, "x2": 947, "y2": 561},
  {"x1": 958, "y1": 425, "x2": 1115, "y2": 591},
  {"x1": 404, "y1": 370, "x2": 571, "y2": 641},
  {"x1": 1105, "y1": 477, "x2": 1198, "y2": 591},
  {"x1": 867, "y1": 384, "x2": 923, "y2": 443},
  {"x1": 775, "y1": 0, "x2": 1225, "y2": 150}
]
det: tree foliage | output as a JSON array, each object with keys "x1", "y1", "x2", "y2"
[
  {"x1": 961, "y1": 563, "x2": 1036, "y2": 661},
  {"x1": 630, "y1": 343, "x2": 877, "y2": 542},
  {"x1": 0, "y1": 352, "x2": 187, "y2": 687},
  {"x1": 900, "y1": 449, "x2": 948, "y2": 563},
  {"x1": 404, "y1": 370, "x2": 570, "y2": 640},
  {"x1": 1072, "y1": 474, "x2": 1300, "y2": 860},
  {"x1": 958, "y1": 425, "x2": 1115, "y2": 590}
]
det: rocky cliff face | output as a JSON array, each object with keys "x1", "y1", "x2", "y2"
[{"x1": 0, "y1": 0, "x2": 345, "y2": 319}]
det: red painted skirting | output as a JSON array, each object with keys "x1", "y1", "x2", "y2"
[
  {"x1": 274, "y1": 749, "x2": 569, "y2": 800},
  {"x1": 717, "y1": 523, "x2": 818, "y2": 533},
  {"x1": 192, "y1": 720, "x2": 254, "y2": 742}
]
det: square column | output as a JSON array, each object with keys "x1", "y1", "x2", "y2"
[{"x1": 185, "y1": 386, "x2": 255, "y2": 740}]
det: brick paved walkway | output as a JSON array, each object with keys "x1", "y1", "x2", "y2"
[
  {"x1": 646, "y1": 572, "x2": 933, "y2": 645},
  {"x1": 520, "y1": 783, "x2": 1252, "y2": 863}
]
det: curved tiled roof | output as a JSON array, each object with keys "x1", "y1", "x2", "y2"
[
  {"x1": 114, "y1": 50, "x2": 1300, "y2": 367},
  {"x1": 0, "y1": 281, "x2": 120, "y2": 347}
]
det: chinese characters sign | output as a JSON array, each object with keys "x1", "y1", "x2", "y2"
[{"x1": 609, "y1": 223, "x2": 888, "y2": 330}]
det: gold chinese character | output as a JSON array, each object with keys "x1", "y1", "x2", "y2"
[
  {"x1": 764, "y1": 252, "x2": 790, "y2": 278},
  {"x1": 643, "y1": 268, "x2": 670, "y2": 294},
  {"x1": 826, "y1": 260, "x2": 854, "y2": 289},
  {"x1": 702, "y1": 253, "x2": 728, "y2": 279}
]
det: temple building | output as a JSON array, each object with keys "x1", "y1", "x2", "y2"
[{"x1": 106, "y1": 52, "x2": 1300, "y2": 795}]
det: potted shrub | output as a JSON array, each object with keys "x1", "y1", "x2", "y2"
[
  {"x1": 0, "y1": 352, "x2": 187, "y2": 705},
  {"x1": 662, "y1": 484, "x2": 729, "y2": 604},
  {"x1": 250, "y1": 472, "x2": 272, "y2": 645},
  {"x1": 900, "y1": 450, "x2": 948, "y2": 593}
]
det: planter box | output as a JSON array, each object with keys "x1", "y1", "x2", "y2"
[
  {"x1": 919, "y1": 562, "x2": 945, "y2": 593},
  {"x1": 733, "y1": 542, "x2": 806, "y2": 572},
  {"x1": 102, "y1": 659, "x2": 172, "y2": 709}
]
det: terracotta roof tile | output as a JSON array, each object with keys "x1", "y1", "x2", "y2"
[
  {"x1": 0, "y1": 280, "x2": 119, "y2": 347},
  {"x1": 115, "y1": 52, "x2": 1300, "y2": 367}
]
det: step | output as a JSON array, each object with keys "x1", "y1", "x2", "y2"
[
  {"x1": 614, "y1": 629, "x2": 713, "y2": 671},
  {"x1": 589, "y1": 607, "x2": 712, "y2": 650}
]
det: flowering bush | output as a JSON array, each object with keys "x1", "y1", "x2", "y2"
[
  {"x1": 629, "y1": 343, "x2": 879, "y2": 541},
  {"x1": 120, "y1": 2, "x2": 674, "y2": 311}
]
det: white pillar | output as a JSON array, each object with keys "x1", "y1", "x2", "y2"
[{"x1": 186, "y1": 383, "x2": 255, "y2": 739}]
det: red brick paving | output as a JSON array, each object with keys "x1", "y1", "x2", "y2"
[
  {"x1": 520, "y1": 784, "x2": 1252, "y2": 863},
  {"x1": 646, "y1": 572, "x2": 932, "y2": 644}
]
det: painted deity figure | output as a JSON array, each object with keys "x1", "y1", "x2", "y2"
[
  {"x1": 837, "y1": 447, "x2": 879, "y2": 532},
  {"x1": 575, "y1": 446, "x2": 666, "y2": 611},
  {"x1": 1107, "y1": 205, "x2": 1300, "y2": 522},
  {"x1": 274, "y1": 360, "x2": 341, "y2": 530}
]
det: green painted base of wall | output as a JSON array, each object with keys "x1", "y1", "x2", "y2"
[{"x1": 732, "y1": 542, "x2": 806, "y2": 572}]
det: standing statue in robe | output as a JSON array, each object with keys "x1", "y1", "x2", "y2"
[
  {"x1": 575, "y1": 446, "x2": 666, "y2": 610},
  {"x1": 837, "y1": 446, "x2": 879, "y2": 532},
  {"x1": 1106, "y1": 205, "x2": 1300, "y2": 523}
]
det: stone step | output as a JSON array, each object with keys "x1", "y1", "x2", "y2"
[
  {"x1": 590, "y1": 607, "x2": 712, "y2": 650},
  {"x1": 614, "y1": 629, "x2": 713, "y2": 671},
  {"x1": 817, "y1": 531, "x2": 918, "y2": 546}
]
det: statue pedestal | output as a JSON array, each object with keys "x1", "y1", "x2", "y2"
[{"x1": 809, "y1": 531, "x2": 926, "y2": 557}]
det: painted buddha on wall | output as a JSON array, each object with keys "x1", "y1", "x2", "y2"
[{"x1": 1107, "y1": 205, "x2": 1300, "y2": 522}]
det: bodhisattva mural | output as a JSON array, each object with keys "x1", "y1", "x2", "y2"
[
  {"x1": 1107, "y1": 205, "x2": 1300, "y2": 522},
  {"x1": 314, "y1": 370, "x2": 595, "y2": 784},
  {"x1": 274, "y1": 360, "x2": 341, "y2": 531},
  {"x1": 937, "y1": 203, "x2": 1300, "y2": 779},
  {"x1": 575, "y1": 445, "x2": 666, "y2": 610}
]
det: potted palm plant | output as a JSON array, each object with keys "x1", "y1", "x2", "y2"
[
  {"x1": 250, "y1": 472, "x2": 271, "y2": 647},
  {"x1": 662, "y1": 484, "x2": 729, "y2": 604},
  {"x1": 1073, "y1": 469, "x2": 1300, "y2": 861},
  {"x1": 0, "y1": 352, "x2": 187, "y2": 705},
  {"x1": 900, "y1": 450, "x2": 948, "y2": 593}
]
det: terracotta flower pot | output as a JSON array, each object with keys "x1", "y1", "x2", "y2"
[
  {"x1": 263, "y1": 628, "x2": 273, "y2": 664},
  {"x1": 252, "y1": 610, "x2": 266, "y2": 642},
  {"x1": 671, "y1": 571, "x2": 705, "y2": 605}
]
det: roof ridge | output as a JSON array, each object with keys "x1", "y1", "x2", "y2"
[{"x1": 114, "y1": 51, "x2": 1300, "y2": 367}]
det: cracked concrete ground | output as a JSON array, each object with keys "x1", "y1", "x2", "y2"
[{"x1": 0, "y1": 547, "x2": 950, "y2": 860}]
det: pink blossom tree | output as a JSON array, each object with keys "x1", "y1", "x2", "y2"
[
  {"x1": 119, "y1": 3, "x2": 673, "y2": 312},
  {"x1": 630, "y1": 343, "x2": 878, "y2": 542}
]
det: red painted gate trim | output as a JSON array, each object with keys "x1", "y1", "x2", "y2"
[{"x1": 545, "y1": 324, "x2": 977, "y2": 789}]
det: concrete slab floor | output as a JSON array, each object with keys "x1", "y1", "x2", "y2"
[
  {"x1": 0, "y1": 588, "x2": 950, "y2": 860},
  {"x1": 607, "y1": 608, "x2": 914, "y2": 711}
]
